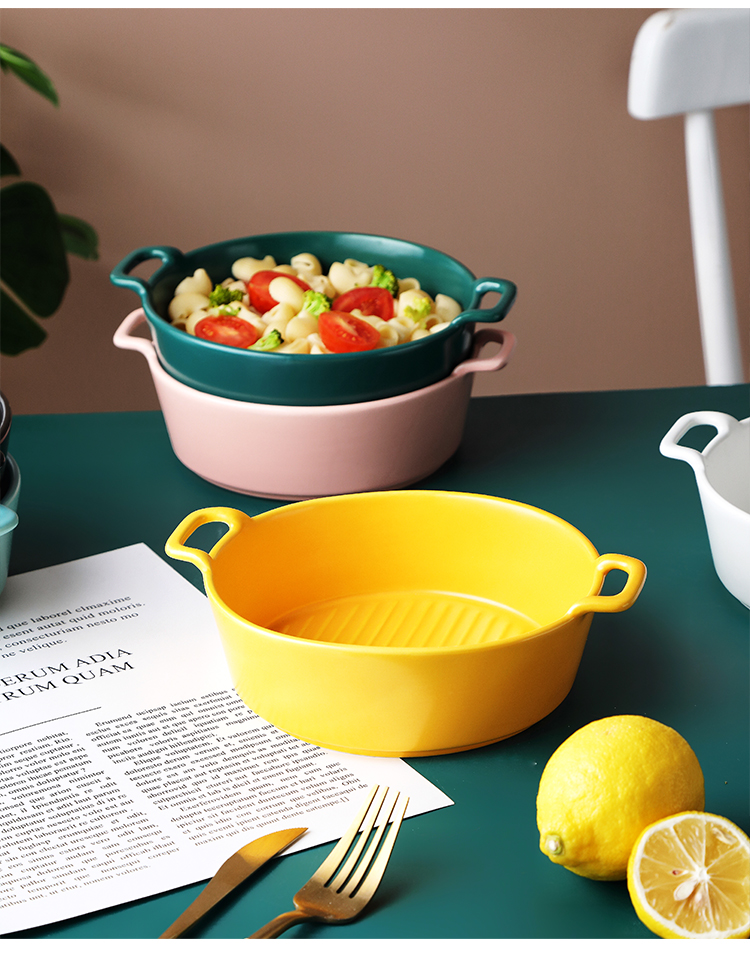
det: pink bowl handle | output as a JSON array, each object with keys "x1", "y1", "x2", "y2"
[
  {"x1": 450, "y1": 327, "x2": 516, "y2": 378},
  {"x1": 113, "y1": 309, "x2": 160, "y2": 366}
]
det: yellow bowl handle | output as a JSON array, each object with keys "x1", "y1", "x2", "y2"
[
  {"x1": 566, "y1": 553, "x2": 647, "y2": 617},
  {"x1": 165, "y1": 507, "x2": 249, "y2": 575}
]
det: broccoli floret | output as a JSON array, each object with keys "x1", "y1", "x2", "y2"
[
  {"x1": 301, "y1": 289, "x2": 332, "y2": 317},
  {"x1": 370, "y1": 264, "x2": 399, "y2": 297},
  {"x1": 404, "y1": 295, "x2": 432, "y2": 326},
  {"x1": 217, "y1": 304, "x2": 240, "y2": 317},
  {"x1": 208, "y1": 284, "x2": 244, "y2": 307},
  {"x1": 249, "y1": 328, "x2": 283, "y2": 351}
]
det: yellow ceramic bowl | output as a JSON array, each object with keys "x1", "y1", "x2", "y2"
[{"x1": 165, "y1": 491, "x2": 646, "y2": 757}]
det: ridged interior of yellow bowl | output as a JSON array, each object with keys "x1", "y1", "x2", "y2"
[
  {"x1": 269, "y1": 589, "x2": 539, "y2": 648},
  {"x1": 211, "y1": 491, "x2": 602, "y2": 655}
]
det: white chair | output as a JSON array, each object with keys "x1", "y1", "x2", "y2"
[{"x1": 628, "y1": 8, "x2": 749, "y2": 386}]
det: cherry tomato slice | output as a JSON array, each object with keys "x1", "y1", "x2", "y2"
[
  {"x1": 318, "y1": 311, "x2": 381, "y2": 353},
  {"x1": 194, "y1": 315, "x2": 260, "y2": 349},
  {"x1": 247, "y1": 270, "x2": 311, "y2": 314},
  {"x1": 332, "y1": 287, "x2": 394, "y2": 321}
]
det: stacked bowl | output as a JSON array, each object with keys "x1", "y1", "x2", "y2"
[
  {"x1": 0, "y1": 392, "x2": 20, "y2": 595},
  {"x1": 111, "y1": 231, "x2": 518, "y2": 499}
]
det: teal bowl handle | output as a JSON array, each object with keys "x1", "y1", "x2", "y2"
[
  {"x1": 455, "y1": 277, "x2": 517, "y2": 327},
  {"x1": 110, "y1": 245, "x2": 187, "y2": 297}
]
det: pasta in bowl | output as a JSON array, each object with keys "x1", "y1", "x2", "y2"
[
  {"x1": 169, "y1": 252, "x2": 468, "y2": 356},
  {"x1": 110, "y1": 231, "x2": 517, "y2": 406}
]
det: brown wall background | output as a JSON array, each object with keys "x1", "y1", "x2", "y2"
[{"x1": 1, "y1": 7, "x2": 748, "y2": 415}]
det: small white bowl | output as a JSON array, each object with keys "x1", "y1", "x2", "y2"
[
  {"x1": 661, "y1": 411, "x2": 750, "y2": 607},
  {"x1": 115, "y1": 310, "x2": 516, "y2": 500}
]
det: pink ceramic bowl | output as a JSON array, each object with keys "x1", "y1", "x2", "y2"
[{"x1": 114, "y1": 310, "x2": 516, "y2": 500}]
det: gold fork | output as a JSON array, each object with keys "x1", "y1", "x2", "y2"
[{"x1": 247, "y1": 784, "x2": 409, "y2": 938}]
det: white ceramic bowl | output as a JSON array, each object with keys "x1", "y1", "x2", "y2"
[
  {"x1": 114, "y1": 309, "x2": 516, "y2": 500},
  {"x1": 660, "y1": 411, "x2": 750, "y2": 607}
]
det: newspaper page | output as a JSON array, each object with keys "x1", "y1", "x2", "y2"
[{"x1": 0, "y1": 545, "x2": 452, "y2": 935}]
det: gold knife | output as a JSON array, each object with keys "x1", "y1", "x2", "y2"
[{"x1": 159, "y1": 827, "x2": 307, "y2": 938}]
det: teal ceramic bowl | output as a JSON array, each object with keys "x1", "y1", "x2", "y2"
[
  {"x1": 0, "y1": 455, "x2": 20, "y2": 596},
  {"x1": 110, "y1": 231, "x2": 517, "y2": 405},
  {"x1": 0, "y1": 391, "x2": 11, "y2": 487}
]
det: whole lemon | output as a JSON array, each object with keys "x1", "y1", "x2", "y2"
[{"x1": 536, "y1": 715, "x2": 705, "y2": 881}]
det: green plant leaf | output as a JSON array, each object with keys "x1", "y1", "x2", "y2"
[
  {"x1": 0, "y1": 144, "x2": 21, "y2": 177},
  {"x1": 0, "y1": 44, "x2": 97, "y2": 355},
  {"x1": 0, "y1": 287, "x2": 47, "y2": 355},
  {"x1": 58, "y1": 213, "x2": 99, "y2": 261},
  {"x1": 0, "y1": 181, "x2": 69, "y2": 317},
  {"x1": 0, "y1": 44, "x2": 58, "y2": 106}
]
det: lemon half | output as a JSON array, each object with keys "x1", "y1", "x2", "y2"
[
  {"x1": 627, "y1": 811, "x2": 750, "y2": 939},
  {"x1": 536, "y1": 715, "x2": 705, "y2": 880}
]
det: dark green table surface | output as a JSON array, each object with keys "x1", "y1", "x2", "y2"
[{"x1": 4, "y1": 383, "x2": 749, "y2": 939}]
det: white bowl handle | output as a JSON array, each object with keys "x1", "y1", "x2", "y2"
[
  {"x1": 659, "y1": 410, "x2": 739, "y2": 475},
  {"x1": 450, "y1": 327, "x2": 517, "y2": 379}
]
